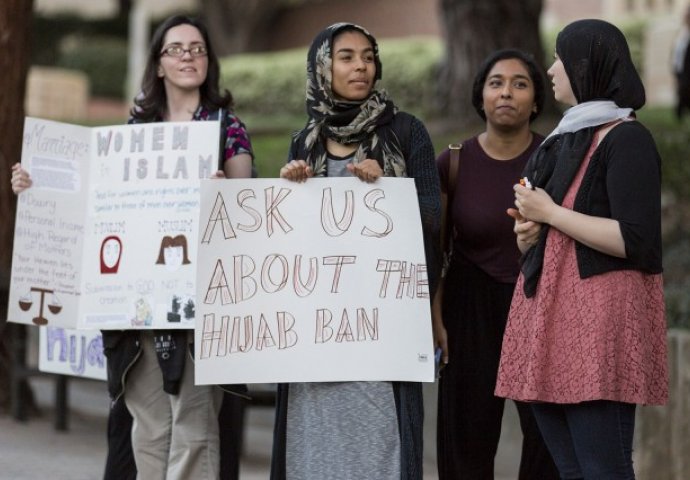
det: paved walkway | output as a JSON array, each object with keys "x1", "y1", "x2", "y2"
[{"x1": 0, "y1": 376, "x2": 522, "y2": 479}]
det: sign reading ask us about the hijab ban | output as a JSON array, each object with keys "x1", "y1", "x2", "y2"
[{"x1": 195, "y1": 177, "x2": 435, "y2": 384}]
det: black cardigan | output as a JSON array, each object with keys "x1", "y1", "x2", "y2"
[{"x1": 571, "y1": 120, "x2": 662, "y2": 277}]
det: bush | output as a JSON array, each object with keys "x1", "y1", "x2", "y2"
[
  {"x1": 32, "y1": 13, "x2": 128, "y2": 67},
  {"x1": 377, "y1": 37, "x2": 442, "y2": 118},
  {"x1": 636, "y1": 107, "x2": 690, "y2": 330},
  {"x1": 32, "y1": 13, "x2": 129, "y2": 99},
  {"x1": 57, "y1": 36, "x2": 128, "y2": 98},
  {"x1": 220, "y1": 37, "x2": 442, "y2": 120},
  {"x1": 221, "y1": 48, "x2": 307, "y2": 118},
  {"x1": 639, "y1": 109, "x2": 690, "y2": 202}
]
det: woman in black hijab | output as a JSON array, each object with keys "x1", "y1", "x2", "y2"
[{"x1": 495, "y1": 19, "x2": 667, "y2": 479}]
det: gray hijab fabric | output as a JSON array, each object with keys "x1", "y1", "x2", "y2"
[{"x1": 545, "y1": 100, "x2": 632, "y2": 139}]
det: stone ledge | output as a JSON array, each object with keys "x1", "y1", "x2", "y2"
[
  {"x1": 636, "y1": 329, "x2": 690, "y2": 479},
  {"x1": 25, "y1": 66, "x2": 89, "y2": 121}
]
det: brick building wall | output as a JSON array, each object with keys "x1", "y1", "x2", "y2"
[{"x1": 264, "y1": 0, "x2": 441, "y2": 51}]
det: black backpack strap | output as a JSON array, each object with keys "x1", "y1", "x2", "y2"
[{"x1": 214, "y1": 108, "x2": 228, "y2": 171}]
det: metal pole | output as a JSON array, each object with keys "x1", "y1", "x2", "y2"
[{"x1": 127, "y1": 0, "x2": 150, "y2": 104}]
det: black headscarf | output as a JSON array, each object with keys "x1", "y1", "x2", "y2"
[
  {"x1": 556, "y1": 19, "x2": 645, "y2": 109},
  {"x1": 521, "y1": 19, "x2": 647, "y2": 297},
  {"x1": 290, "y1": 23, "x2": 407, "y2": 177}
]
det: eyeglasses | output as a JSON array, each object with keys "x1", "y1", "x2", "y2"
[{"x1": 160, "y1": 45, "x2": 208, "y2": 58}]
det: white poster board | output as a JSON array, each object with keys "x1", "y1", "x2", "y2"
[
  {"x1": 195, "y1": 178, "x2": 434, "y2": 384},
  {"x1": 8, "y1": 117, "x2": 219, "y2": 330},
  {"x1": 39, "y1": 327, "x2": 106, "y2": 380}
]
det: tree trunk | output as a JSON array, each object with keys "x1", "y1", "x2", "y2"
[
  {"x1": 200, "y1": 0, "x2": 285, "y2": 55},
  {"x1": 0, "y1": 0, "x2": 33, "y2": 412},
  {"x1": 437, "y1": 0, "x2": 545, "y2": 127},
  {"x1": 117, "y1": 0, "x2": 132, "y2": 19}
]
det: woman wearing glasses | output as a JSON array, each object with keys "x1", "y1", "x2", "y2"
[
  {"x1": 13, "y1": 15, "x2": 253, "y2": 480},
  {"x1": 110, "y1": 15, "x2": 253, "y2": 479}
]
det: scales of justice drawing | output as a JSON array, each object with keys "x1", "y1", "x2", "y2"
[{"x1": 18, "y1": 287, "x2": 63, "y2": 325}]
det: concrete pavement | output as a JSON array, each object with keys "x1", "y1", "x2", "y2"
[{"x1": 0, "y1": 376, "x2": 523, "y2": 480}]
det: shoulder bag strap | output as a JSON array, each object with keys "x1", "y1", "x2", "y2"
[
  {"x1": 447, "y1": 143, "x2": 461, "y2": 203},
  {"x1": 216, "y1": 108, "x2": 229, "y2": 172},
  {"x1": 441, "y1": 143, "x2": 462, "y2": 276}
]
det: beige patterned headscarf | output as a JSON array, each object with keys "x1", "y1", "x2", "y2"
[{"x1": 291, "y1": 23, "x2": 406, "y2": 178}]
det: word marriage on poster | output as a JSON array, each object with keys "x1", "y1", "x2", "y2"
[{"x1": 9, "y1": 117, "x2": 220, "y2": 331}]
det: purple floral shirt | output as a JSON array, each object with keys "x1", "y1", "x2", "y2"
[{"x1": 194, "y1": 106, "x2": 253, "y2": 162}]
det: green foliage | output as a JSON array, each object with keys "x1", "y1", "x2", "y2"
[
  {"x1": 221, "y1": 48, "x2": 307, "y2": 117},
  {"x1": 377, "y1": 37, "x2": 442, "y2": 118},
  {"x1": 663, "y1": 239, "x2": 690, "y2": 330},
  {"x1": 637, "y1": 108, "x2": 690, "y2": 202},
  {"x1": 32, "y1": 13, "x2": 128, "y2": 67},
  {"x1": 636, "y1": 108, "x2": 690, "y2": 330},
  {"x1": 622, "y1": 20, "x2": 646, "y2": 77},
  {"x1": 56, "y1": 36, "x2": 128, "y2": 98},
  {"x1": 221, "y1": 37, "x2": 443, "y2": 119},
  {"x1": 32, "y1": 13, "x2": 129, "y2": 99},
  {"x1": 250, "y1": 132, "x2": 293, "y2": 178}
]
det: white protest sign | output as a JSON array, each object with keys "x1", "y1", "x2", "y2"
[
  {"x1": 39, "y1": 327, "x2": 106, "y2": 380},
  {"x1": 195, "y1": 177, "x2": 434, "y2": 384},
  {"x1": 9, "y1": 117, "x2": 219, "y2": 330},
  {"x1": 9, "y1": 118, "x2": 90, "y2": 329}
]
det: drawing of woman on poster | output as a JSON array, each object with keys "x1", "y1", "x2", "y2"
[
  {"x1": 155, "y1": 234, "x2": 191, "y2": 272},
  {"x1": 100, "y1": 235, "x2": 123, "y2": 274}
]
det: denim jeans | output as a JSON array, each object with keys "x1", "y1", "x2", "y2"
[{"x1": 531, "y1": 400, "x2": 636, "y2": 480}]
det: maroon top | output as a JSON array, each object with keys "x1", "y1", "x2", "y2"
[{"x1": 436, "y1": 134, "x2": 542, "y2": 283}]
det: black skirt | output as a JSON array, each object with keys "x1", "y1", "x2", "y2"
[{"x1": 436, "y1": 254, "x2": 558, "y2": 480}]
